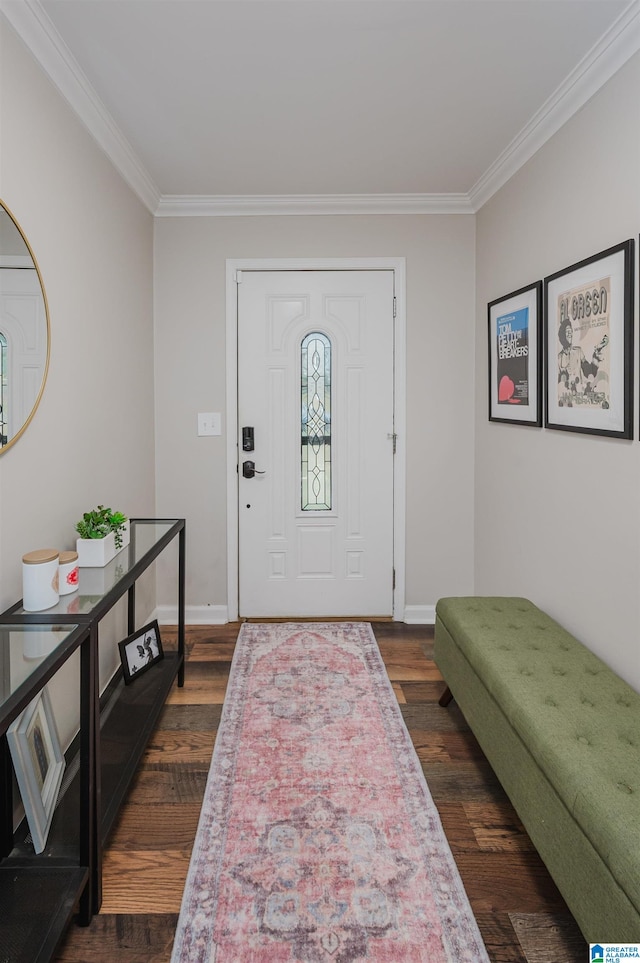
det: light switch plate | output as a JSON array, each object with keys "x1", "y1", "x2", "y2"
[{"x1": 198, "y1": 412, "x2": 222, "y2": 436}]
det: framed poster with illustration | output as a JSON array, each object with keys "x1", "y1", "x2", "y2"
[
  {"x1": 488, "y1": 280, "x2": 542, "y2": 426},
  {"x1": 544, "y1": 239, "x2": 634, "y2": 438},
  {"x1": 118, "y1": 619, "x2": 164, "y2": 684},
  {"x1": 7, "y1": 686, "x2": 66, "y2": 854}
]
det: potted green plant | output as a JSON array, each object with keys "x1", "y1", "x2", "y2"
[{"x1": 75, "y1": 505, "x2": 129, "y2": 567}]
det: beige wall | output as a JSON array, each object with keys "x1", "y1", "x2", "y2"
[
  {"x1": 154, "y1": 214, "x2": 477, "y2": 619},
  {"x1": 0, "y1": 23, "x2": 155, "y2": 740},
  {"x1": 475, "y1": 52, "x2": 640, "y2": 691}
]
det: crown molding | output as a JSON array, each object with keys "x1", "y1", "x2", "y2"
[
  {"x1": 0, "y1": 0, "x2": 160, "y2": 213},
  {"x1": 3, "y1": 0, "x2": 639, "y2": 218},
  {"x1": 155, "y1": 193, "x2": 474, "y2": 217},
  {"x1": 470, "y1": 0, "x2": 640, "y2": 211}
]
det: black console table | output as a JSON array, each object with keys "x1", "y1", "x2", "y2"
[{"x1": 0, "y1": 518, "x2": 185, "y2": 962}]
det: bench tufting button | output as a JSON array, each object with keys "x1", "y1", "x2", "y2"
[
  {"x1": 616, "y1": 698, "x2": 631, "y2": 708},
  {"x1": 580, "y1": 697, "x2": 595, "y2": 707},
  {"x1": 577, "y1": 736, "x2": 591, "y2": 746},
  {"x1": 552, "y1": 667, "x2": 567, "y2": 676},
  {"x1": 617, "y1": 783, "x2": 633, "y2": 794},
  {"x1": 545, "y1": 697, "x2": 558, "y2": 707}
]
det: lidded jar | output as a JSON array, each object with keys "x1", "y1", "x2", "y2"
[
  {"x1": 58, "y1": 550, "x2": 79, "y2": 595},
  {"x1": 22, "y1": 548, "x2": 60, "y2": 611}
]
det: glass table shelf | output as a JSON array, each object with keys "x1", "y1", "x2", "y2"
[
  {"x1": 0, "y1": 622, "x2": 87, "y2": 736},
  {"x1": 3, "y1": 519, "x2": 183, "y2": 625}
]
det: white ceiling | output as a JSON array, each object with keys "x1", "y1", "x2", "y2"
[{"x1": 3, "y1": 0, "x2": 639, "y2": 214}]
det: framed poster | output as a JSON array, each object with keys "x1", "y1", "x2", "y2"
[
  {"x1": 488, "y1": 281, "x2": 542, "y2": 426},
  {"x1": 544, "y1": 239, "x2": 634, "y2": 438},
  {"x1": 118, "y1": 619, "x2": 164, "y2": 684},
  {"x1": 7, "y1": 687, "x2": 66, "y2": 854}
]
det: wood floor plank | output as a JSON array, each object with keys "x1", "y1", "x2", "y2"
[
  {"x1": 439, "y1": 729, "x2": 488, "y2": 762},
  {"x1": 474, "y1": 913, "x2": 529, "y2": 963},
  {"x1": 458, "y1": 852, "x2": 567, "y2": 913},
  {"x1": 391, "y1": 681, "x2": 407, "y2": 703},
  {"x1": 411, "y1": 735, "x2": 454, "y2": 765},
  {"x1": 156, "y1": 704, "x2": 222, "y2": 731},
  {"x1": 422, "y1": 760, "x2": 505, "y2": 801},
  {"x1": 108, "y1": 803, "x2": 204, "y2": 850},
  {"x1": 101, "y1": 851, "x2": 191, "y2": 913},
  {"x1": 400, "y1": 702, "x2": 469, "y2": 731},
  {"x1": 409, "y1": 730, "x2": 487, "y2": 765},
  {"x1": 120, "y1": 766, "x2": 209, "y2": 805},
  {"x1": 376, "y1": 639, "x2": 428, "y2": 659},
  {"x1": 54, "y1": 914, "x2": 179, "y2": 963},
  {"x1": 471, "y1": 825, "x2": 537, "y2": 854},
  {"x1": 434, "y1": 801, "x2": 481, "y2": 852},
  {"x1": 376, "y1": 640, "x2": 440, "y2": 676},
  {"x1": 165, "y1": 680, "x2": 228, "y2": 705},
  {"x1": 509, "y1": 912, "x2": 587, "y2": 962},
  {"x1": 463, "y1": 800, "x2": 535, "y2": 853},
  {"x1": 189, "y1": 641, "x2": 236, "y2": 661},
  {"x1": 383, "y1": 662, "x2": 444, "y2": 681},
  {"x1": 141, "y1": 730, "x2": 215, "y2": 765},
  {"x1": 373, "y1": 624, "x2": 434, "y2": 641},
  {"x1": 401, "y1": 681, "x2": 454, "y2": 702},
  {"x1": 176, "y1": 661, "x2": 231, "y2": 682}
]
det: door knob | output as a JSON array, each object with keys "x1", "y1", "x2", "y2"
[{"x1": 242, "y1": 460, "x2": 266, "y2": 479}]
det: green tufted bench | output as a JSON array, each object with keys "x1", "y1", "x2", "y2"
[{"x1": 434, "y1": 596, "x2": 640, "y2": 942}]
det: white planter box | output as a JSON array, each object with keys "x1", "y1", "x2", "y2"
[{"x1": 76, "y1": 521, "x2": 130, "y2": 568}]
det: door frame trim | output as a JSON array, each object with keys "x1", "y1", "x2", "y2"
[{"x1": 225, "y1": 257, "x2": 406, "y2": 622}]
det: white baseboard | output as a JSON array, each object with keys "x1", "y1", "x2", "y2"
[
  {"x1": 403, "y1": 604, "x2": 436, "y2": 625},
  {"x1": 154, "y1": 604, "x2": 229, "y2": 625}
]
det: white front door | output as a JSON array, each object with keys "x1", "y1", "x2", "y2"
[{"x1": 237, "y1": 269, "x2": 395, "y2": 618}]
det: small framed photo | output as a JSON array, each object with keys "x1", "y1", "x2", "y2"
[
  {"x1": 7, "y1": 687, "x2": 66, "y2": 854},
  {"x1": 118, "y1": 619, "x2": 164, "y2": 684},
  {"x1": 488, "y1": 280, "x2": 542, "y2": 426},
  {"x1": 544, "y1": 239, "x2": 634, "y2": 438}
]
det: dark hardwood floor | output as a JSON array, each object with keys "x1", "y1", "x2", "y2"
[{"x1": 55, "y1": 622, "x2": 587, "y2": 962}]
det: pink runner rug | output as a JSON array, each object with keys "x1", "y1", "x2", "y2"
[{"x1": 171, "y1": 622, "x2": 489, "y2": 962}]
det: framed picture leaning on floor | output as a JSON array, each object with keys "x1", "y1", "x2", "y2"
[{"x1": 7, "y1": 686, "x2": 66, "y2": 854}]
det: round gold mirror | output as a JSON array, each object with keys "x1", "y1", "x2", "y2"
[{"x1": 0, "y1": 201, "x2": 50, "y2": 453}]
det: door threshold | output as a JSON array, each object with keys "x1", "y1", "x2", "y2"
[{"x1": 241, "y1": 615, "x2": 393, "y2": 623}]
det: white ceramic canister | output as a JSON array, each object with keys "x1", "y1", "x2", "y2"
[
  {"x1": 22, "y1": 548, "x2": 60, "y2": 611},
  {"x1": 58, "y1": 550, "x2": 79, "y2": 595}
]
